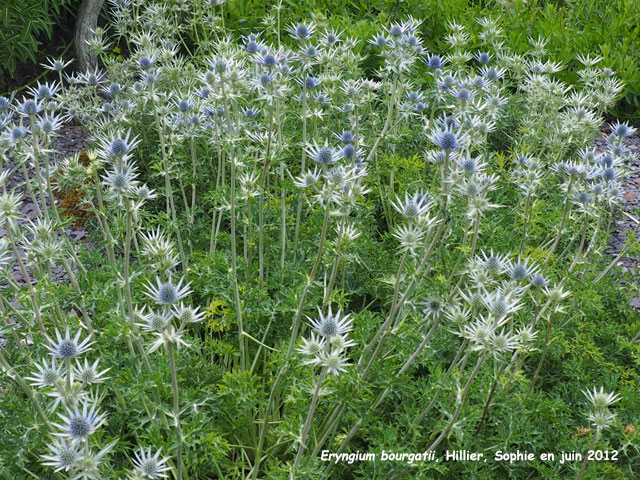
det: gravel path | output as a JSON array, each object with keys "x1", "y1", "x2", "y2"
[
  {"x1": 598, "y1": 124, "x2": 640, "y2": 308},
  {"x1": 2, "y1": 125, "x2": 91, "y2": 286}
]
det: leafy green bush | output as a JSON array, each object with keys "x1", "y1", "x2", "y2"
[{"x1": 0, "y1": 0, "x2": 76, "y2": 79}]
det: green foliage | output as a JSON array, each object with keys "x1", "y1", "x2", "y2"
[
  {"x1": 221, "y1": 0, "x2": 640, "y2": 120},
  {"x1": 0, "y1": 0, "x2": 76, "y2": 76}
]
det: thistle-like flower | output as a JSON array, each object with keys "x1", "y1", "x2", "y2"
[
  {"x1": 72, "y1": 359, "x2": 111, "y2": 385},
  {"x1": 147, "y1": 325, "x2": 190, "y2": 353},
  {"x1": 391, "y1": 192, "x2": 431, "y2": 220},
  {"x1": 507, "y1": 258, "x2": 539, "y2": 282},
  {"x1": 587, "y1": 409, "x2": 617, "y2": 431},
  {"x1": 0, "y1": 191, "x2": 23, "y2": 227},
  {"x1": 102, "y1": 161, "x2": 140, "y2": 196},
  {"x1": 544, "y1": 285, "x2": 570, "y2": 305},
  {"x1": 420, "y1": 296, "x2": 445, "y2": 319},
  {"x1": 41, "y1": 57, "x2": 74, "y2": 72},
  {"x1": 478, "y1": 249, "x2": 508, "y2": 275},
  {"x1": 608, "y1": 120, "x2": 636, "y2": 138},
  {"x1": 46, "y1": 329, "x2": 94, "y2": 359},
  {"x1": 97, "y1": 130, "x2": 140, "y2": 161},
  {"x1": 583, "y1": 387, "x2": 621, "y2": 410},
  {"x1": 26, "y1": 358, "x2": 64, "y2": 388},
  {"x1": 41, "y1": 439, "x2": 81, "y2": 473},
  {"x1": 145, "y1": 276, "x2": 192, "y2": 305},
  {"x1": 429, "y1": 115, "x2": 464, "y2": 151},
  {"x1": 293, "y1": 168, "x2": 322, "y2": 189},
  {"x1": 297, "y1": 332, "x2": 326, "y2": 364},
  {"x1": 173, "y1": 303, "x2": 205, "y2": 325},
  {"x1": 54, "y1": 402, "x2": 106, "y2": 440},
  {"x1": 287, "y1": 22, "x2": 316, "y2": 41},
  {"x1": 393, "y1": 223, "x2": 424, "y2": 255},
  {"x1": 318, "y1": 350, "x2": 351, "y2": 376},
  {"x1": 132, "y1": 446, "x2": 172, "y2": 479},
  {"x1": 486, "y1": 329, "x2": 520, "y2": 358},
  {"x1": 309, "y1": 307, "x2": 353, "y2": 338},
  {"x1": 137, "y1": 308, "x2": 173, "y2": 332},
  {"x1": 306, "y1": 140, "x2": 342, "y2": 166}
]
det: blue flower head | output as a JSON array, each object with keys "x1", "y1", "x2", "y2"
[
  {"x1": 609, "y1": 120, "x2": 635, "y2": 137},
  {"x1": 404, "y1": 35, "x2": 419, "y2": 48},
  {"x1": 36, "y1": 83, "x2": 55, "y2": 100},
  {"x1": 304, "y1": 76, "x2": 320, "y2": 89},
  {"x1": 303, "y1": 45, "x2": 318, "y2": 58},
  {"x1": 258, "y1": 73, "x2": 273, "y2": 86},
  {"x1": 243, "y1": 107, "x2": 259, "y2": 118},
  {"x1": 453, "y1": 87, "x2": 474, "y2": 102},
  {"x1": 336, "y1": 130, "x2": 354, "y2": 144},
  {"x1": 475, "y1": 52, "x2": 492, "y2": 64},
  {"x1": 431, "y1": 114, "x2": 462, "y2": 152},
  {"x1": 426, "y1": 54, "x2": 445, "y2": 69},
  {"x1": 19, "y1": 99, "x2": 41, "y2": 116},
  {"x1": 598, "y1": 154, "x2": 614, "y2": 168},
  {"x1": 387, "y1": 24, "x2": 404, "y2": 37},
  {"x1": 602, "y1": 167, "x2": 616, "y2": 182},
  {"x1": 437, "y1": 74, "x2": 457, "y2": 92},
  {"x1": 9, "y1": 126, "x2": 29, "y2": 142},
  {"x1": 259, "y1": 52, "x2": 277, "y2": 67},
  {"x1": 342, "y1": 144, "x2": 355, "y2": 159},
  {"x1": 0, "y1": 96, "x2": 10, "y2": 112},
  {"x1": 245, "y1": 36, "x2": 261, "y2": 53},
  {"x1": 371, "y1": 34, "x2": 389, "y2": 48},
  {"x1": 288, "y1": 22, "x2": 316, "y2": 41},
  {"x1": 138, "y1": 55, "x2": 154, "y2": 70},
  {"x1": 314, "y1": 93, "x2": 330, "y2": 105},
  {"x1": 107, "y1": 82, "x2": 123, "y2": 95},
  {"x1": 306, "y1": 140, "x2": 342, "y2": 165},
  {"x1": 177, "y1": 99, "x2": 192, "y2": 112}
]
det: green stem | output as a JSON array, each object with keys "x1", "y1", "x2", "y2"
[
  {"x1": 167, "y1": 340, "x2": 184, "y2": 480},
  {"x1": 253, "y1": 206, "x2": 331, "y2": 480},
  {"x1": 526, "y1": 311, "x2": 554, "y2": 399},
  {"x1": 425, "y1": 353, "x2": 487, "y2": 452},
  {"x1": 544, "y1": 178, "x2": 574, "y2": 263},
  {"x1": 575, "y1": 430, "x2": 598, "y2": 480},
  {"x1": 293, "y1": 368, "x2": 327, "y2": 471},
  {"x1": 519, "y1": 192, "x2": 532, "y2": 258}
]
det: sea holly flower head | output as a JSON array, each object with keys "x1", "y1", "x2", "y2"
[
  {"x1": 145, "y1": 276, "x2": 192, "y2": 305},
  {"x1": 583, "y1": 387, "x2": 621, "y2": 409},
  {"x1": 430, "y1": 114, "x2": 464, "y2": 151},
  {"x1": 306, "y1": 140, "x2": 342, "y2": 166},
  {"x1": 588, "y1": 410, "x2": 616, "y2": 431},
  {"x1": 41, "y1": 439, "x2": 81, "y2": 473},
  {"x1": 609, "y1": 120, "x2": 635, "y2": 138},
  {"x1": 73, "y1": 359, "x2": 111, "y2": 385},
  {"x1": 391, "y1": 192, "x2": 431, "y2": 220},
  {"x1": 46, "y1": 329, "x2": 94, "y2": 359},
  {"x1": 173, "y1": 303, "x2": 205, "y2": 324},
  {"x1": 132, "y1": 446, "x2": 172, "y2": 479},
  {"x1": 54, "y1": 402, "x2": 106, "y2": 440},
  {"x1": 26, "y1": 358, "x2": 64, "y2": 388},
  {"x1": 309, "y1": 307, "x2": 353, "y2": 338},
  {"x1": 319, "y1": 350, "x2": 351, "y2": 376},
  {"x1": 297, "y1": 332, "x2": 326, "y2": 364},
  {"x1": 287, "y1": 22, "x2": 316, "y2": 41}
]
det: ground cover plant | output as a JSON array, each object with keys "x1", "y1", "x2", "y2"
[{"x1": 1, "y1": 1, "x2": 639, "y2": 479}]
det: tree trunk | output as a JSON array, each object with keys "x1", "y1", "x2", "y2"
[{"x1": 74, "y1": 0, "x2": 104, "y2": 72}]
